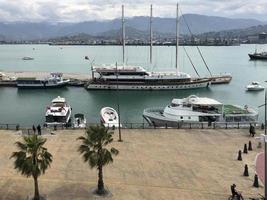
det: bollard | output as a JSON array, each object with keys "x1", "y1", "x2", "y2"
[
  {"x1": 165, "y1": 123, "x2": 167, "y2": 129},
  {"x1": 261, "y1": 123, "x2": 264, "y2": 130},
  {"x1": 243, "y1": 164, "x2": 249, "y2": 176},
  {"x1": 237, "y1": 122, "x2": 239, "y2": 129},
  {"x1": 248, "y1": 141, "x2": 253, "y2": 151},
  {"x1": 243, "y1": 144, "x2": 248, "y2": 154},
  {"x1": 54, "y1": 125, "x2": 57, "y2": 131},
  {"x1": 257, "y1": 142, "x2": 262, "y2": 149},
  {"x1": 253, "y1": 174, "x2": 259, "y2": 187},
  {"x1": 16, "y1": 124, "x2": 19, "y2": 131},
  {"x1": 237, "y1": 150, "x2": 242, "y2": 161}
]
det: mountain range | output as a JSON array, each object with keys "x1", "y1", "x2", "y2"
[{"x1": 0, "y1": 14, "x2": 265, "y2": 41}]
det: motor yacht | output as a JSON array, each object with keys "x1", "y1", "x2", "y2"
[
  {"x1": 143, "y1": 95, "x2": 258, "y2": 127},
  {"x1": 45, "y1": 96, "x2": 72, "y2": 126}
]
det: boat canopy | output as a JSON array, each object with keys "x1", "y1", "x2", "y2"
[
  {"x1": 172, "y1": 95, "x2": 223, "y2": 106},
  {"x1": 52, "y1": 96, "x2": 66, "y2": 103},
  {"x1": 74, "y1": 113, "x2": 84, "y2": 119}
]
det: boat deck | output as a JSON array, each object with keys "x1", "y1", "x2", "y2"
[{"x1": 223, "y1": 105, "x2": 248, "y2": 115}]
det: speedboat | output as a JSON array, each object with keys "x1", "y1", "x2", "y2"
[
  {"x1": 22, "y1": 57, "x2": 34, "y2": 60},
  {"x1": 246, "y1": 81, "x2": 264, "y2": 91},
  {"x1": 143, "y1": 95, "x2": 258, "y2": 127},
  {"x1": 45, "y1": 96, "x2": 72, "y2": 126},
  {"x1": 100, "y1": 107, "x2": 121, "y2": 128},
  {"x1": 73, "y1": 113, "x2": 87, "y2": 128}
]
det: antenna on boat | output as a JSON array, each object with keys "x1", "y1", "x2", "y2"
[
  {"x1": 150, "y1": 4, "x2": 153, "y2": 66},
  {"x1": 175, "y1": 3, "x2": 179, "y2": 75},
  {"x1": 116, "y1": 61, "x2": 122, "y2": 142},
  {"x1": 122, "y1": 5, "x2": 125, "y2": 68}
]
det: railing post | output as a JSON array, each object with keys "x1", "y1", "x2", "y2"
[
  {"x1": 6, "y1": 124, "x2": 8, "y2": 130},
  {"x1": 165, "y1": 123, "x2": 168, "y2": 129},
  {"x1": 238, "y1": 122, "x2": 239, "y2": 129},
  {"x1": 16, "y1": 124, "x2": 19, "y2": 131},
  {"x1": 130, "y1": 123, "x2": 132, "y2": 129},
  {"x1": 189, "y1": 123, "x2": 191, "y2": 129},
  {"x1": 201, "y1": 123, "x2": 203, "y2": 129},
  {"x1": 225, "y1": 123, "x2": 228, "y2": 129},
  {"x1": 143, "y1": 123, "x2": 144, "y2": 129},
  {"x1": 213, "y1": 122, "x2": 215, "y2": 129}
]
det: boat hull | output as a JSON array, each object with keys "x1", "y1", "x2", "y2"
[
  {"x1": 87, "y1": 81, "x2": 210, "y2": 90},
  {"x1": 249, "y1": 54, "x2": 267, "y2": 60},
  {"x1": 17, "y1": 81, "x2": 69, "y2": 89}
]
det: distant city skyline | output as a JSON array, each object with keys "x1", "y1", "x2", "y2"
[{"x1": 0, "y1": 0, "x2": 266, "y2": 22}]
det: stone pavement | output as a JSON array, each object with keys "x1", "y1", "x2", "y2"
[{"x1": 0, "y1": 128, "x2": 264, "y2": 200}]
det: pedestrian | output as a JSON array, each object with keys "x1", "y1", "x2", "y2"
[
  {"x1": 251, "y1": 125, "x2": 255, "y2": 137},
  {"x1": 249, "y1": 124, "x2": 253, "y2": 137},
  {"x1": 32, "y1": 125, "x2": 36, "y2": 134},
  {"x1": 37, "y1": 124, "x2": 41, "y2": 135}
]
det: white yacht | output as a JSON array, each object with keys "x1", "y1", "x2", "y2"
[
  {"x1": 86, "y1": 4, "x2": 210, "y2": 91},
  {"x1": 16, "y1": 73, "x2": 70, "y2": 88},
  {"x1": 246, "y1": 81, "x2": 264, "y2": 91},
  {"x1": 88, "y1": 65, "x2": 210, "y2": 90},
  {"x1": 143, "y1": 95, "x2": 258, "y2": 127},
  {"x1": 100, "y1": 107, "x2": 121, "y2": 128},
  {"x1": 45, "y1": 96, "x2": 72, "y2": 126}
]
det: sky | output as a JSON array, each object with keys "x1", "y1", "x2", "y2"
[{"x1": 0, "y1": 0, "x2": 266, "y2": 22}]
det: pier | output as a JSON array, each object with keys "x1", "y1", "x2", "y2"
[
  {"x1": 0, "y1": 128, "x2": 263, "y2": 200},
  {"x1": 0, "y1": 71, "x2": 90, "y2": 87}
]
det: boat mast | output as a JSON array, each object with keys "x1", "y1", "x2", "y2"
[
  {"x1": 150, "y1": 4, "x2": 153, "y2": 65},
  {"x1": 175, "y1": 3, "x2": 179, "y2": 75},
  {"x1": 122, "y1": 5, "x2": 125, "y2": 67}
]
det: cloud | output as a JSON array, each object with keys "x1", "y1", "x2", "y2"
[{"x1": 0, "y1": 0, "x2": 266, "y2": 22}]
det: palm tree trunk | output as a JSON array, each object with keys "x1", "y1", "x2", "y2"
[
  {"x1": 97, "y1": 165, "x2": 105, "y2": 195},
  {"x1": 33, "y1": 176, "x2": 40, "y2": 200}
]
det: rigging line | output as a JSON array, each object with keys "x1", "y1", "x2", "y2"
[
  {"x1": 183, "y1": 46, "x2": 200, "y2": 77},
  {"x1": 179, "y1": 9, "x2": 213, "y2": 77}
]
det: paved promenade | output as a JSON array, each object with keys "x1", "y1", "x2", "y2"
[{"x1": 0, "y1": 129, "x2": 264, "y2": 200}]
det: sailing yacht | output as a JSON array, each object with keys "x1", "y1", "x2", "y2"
[{"x1": 86, "y1": 4, "x2": 210, "y2": 90}]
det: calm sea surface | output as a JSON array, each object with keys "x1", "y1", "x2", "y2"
[{"x1": 0, "y1": 44, "x2": 267, "y2": 127}]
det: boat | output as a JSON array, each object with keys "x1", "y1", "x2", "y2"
[
  {"x1": 16, "y1": 73, "x2": 70, "y2": 88},
  {"x1": 100, "y1": 107, "x2": 121, "y2": 128},
  {"x1": 22, "y1": 57, "x2": 34, "y2": 60},
  {"x1": 246, "y1": 81, "x2": 264, "y2": 91},
  {"x1": 249, "y1": 52, "x2": 267, "y2": 60},
  {"x1": 87, "y1": 4, "x2": 210, "y2": 90},
  {"x1": 73, "y1": 113, "x2": 87, "y2": 128},
  {"x1": 45, "y1": 96, "x2": 72, "y2": 126},
  {"x1": 209, "y1": 74, "x2": 232, "y2": 84},
  {"x1": 88, "y1": 66, "x2": 210, "y2": 90},
  {"x1": 68, "y1": 78, "x2": 85, "y2": 87},
  {"x1": 143, "y1": 95, "x2": 258, "y2": 127}
]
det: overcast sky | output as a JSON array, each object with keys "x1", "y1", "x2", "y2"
[{"x1": 0, "y1": 0, "x2": 266, "y2": 22}]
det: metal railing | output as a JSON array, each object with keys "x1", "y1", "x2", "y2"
[{"x1": 0, "y1": 121, "x2": 259, "y2": 132}]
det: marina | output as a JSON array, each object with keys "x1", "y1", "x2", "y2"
[{"x1": 0, "y1": 44, "x2": 266, "y2": 126}]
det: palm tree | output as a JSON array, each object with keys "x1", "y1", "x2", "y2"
[
  {"x1": 10, "y1": 135, "x2": 52, "y2": 200},
  {"x1": 77, "y1": 125, "x2": 119, "y2": 195}
]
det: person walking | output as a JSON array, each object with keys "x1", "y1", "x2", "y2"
[
  {"x1": 37, "y1": 124, "x2": 41, "y2": 135},
  {"x1": 32, "y1": 125, "x2": 36, "y2": 134}
]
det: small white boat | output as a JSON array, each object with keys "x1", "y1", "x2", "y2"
[
  {"x1": 73, "y1": 113, "x2": 87, "y2": 128},
  {"x1": 100, "y1": 107, "x2": 121, "y2": 128},
  {"x1": 246, "y1": 81, "x2": 264, "y2": 91},
  {"x1": 22, "y1": 57, "x2": 34, "y2": 60}
]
